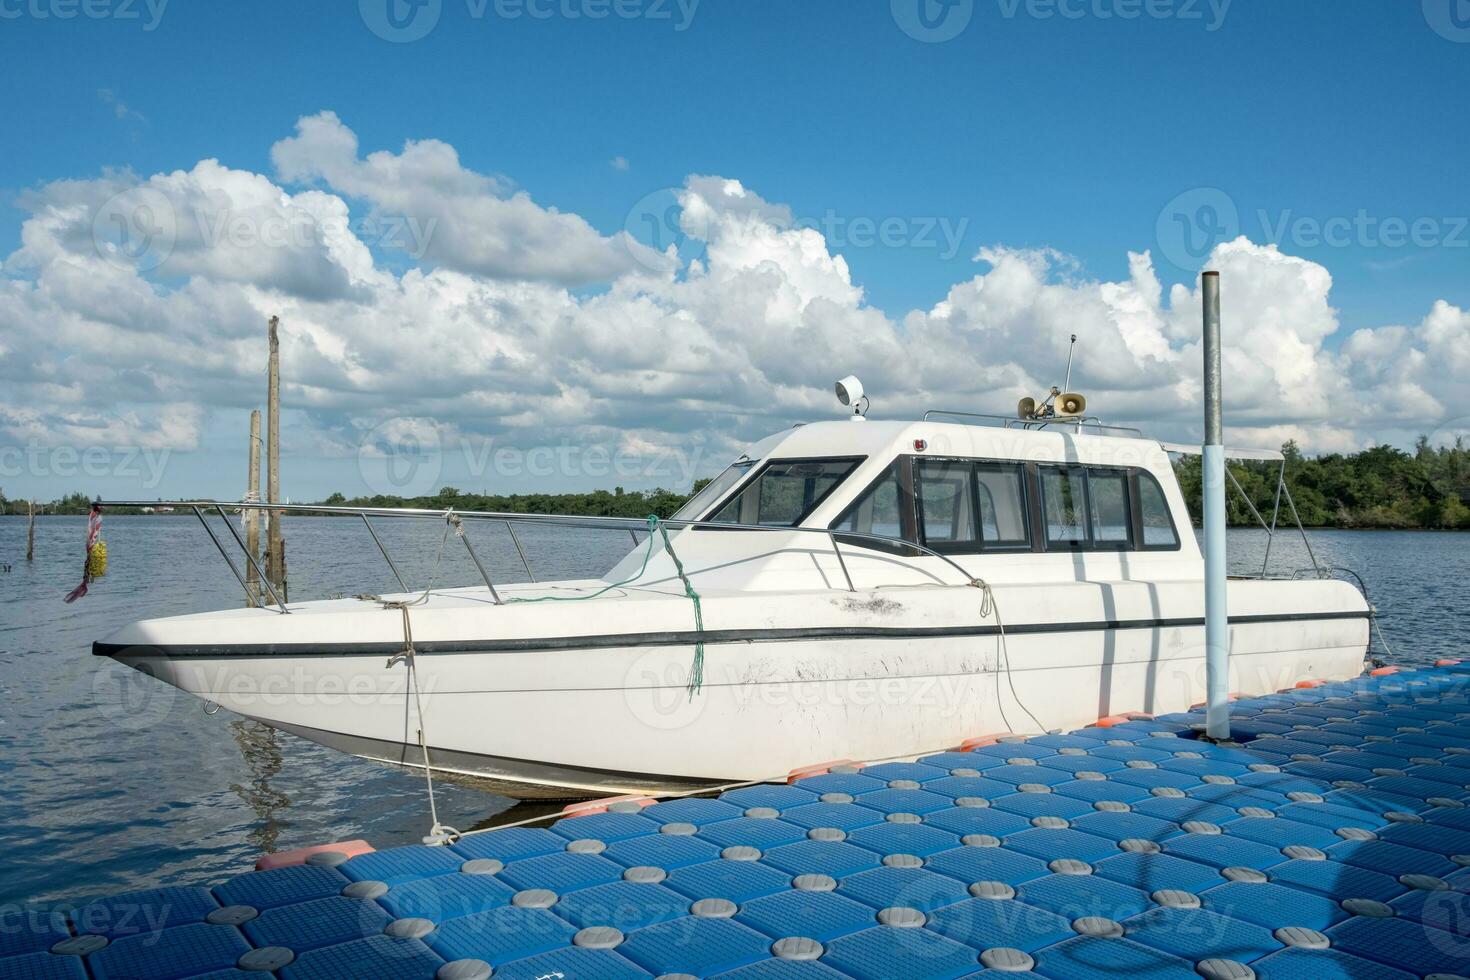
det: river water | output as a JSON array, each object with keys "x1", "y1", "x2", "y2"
[{"x1": 0, "y1": 515, "x2": 1464, "y2": 906}]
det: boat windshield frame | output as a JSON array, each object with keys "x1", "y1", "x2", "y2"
[
  {"x1": 701, "y1": 456, "x2": 866, "y2": 528},
  {"x1": 670, "y1": 459, "x2": 757, "y2": 522}
]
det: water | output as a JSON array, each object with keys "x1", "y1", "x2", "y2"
[
  {"x1": 0, "y1": 516, "x2": 1464, "y2": 907},
  {"x1": 0, "y1": 514, "x2": 633, "y2": 907}
]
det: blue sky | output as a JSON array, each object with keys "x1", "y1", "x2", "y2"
[
  {"x1": 1, "y1": 1, "x2": 1468, "y2": 500},
  {"x1": 4, "y1": 1, "x2": 1467, "y2": 325}
]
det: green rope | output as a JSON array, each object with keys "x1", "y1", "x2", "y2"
[
  {"x1": 655, "y1": 518, "x2": 706, "y2": 698},
  {"x1": 502, "y1": 515, "x2": 707, "y2": 697}
]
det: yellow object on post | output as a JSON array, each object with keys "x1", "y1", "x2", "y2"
[{"x1": 86, "y1": 540, "x2": 108, "y2": 579}]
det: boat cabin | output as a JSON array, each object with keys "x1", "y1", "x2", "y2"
[{"x1": 625, "y1": 416, "x2": 1206, "y2": 590}]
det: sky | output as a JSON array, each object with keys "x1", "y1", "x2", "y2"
[{"x1": 0, "y1": 0, "x2": 1468, "y2": 502}]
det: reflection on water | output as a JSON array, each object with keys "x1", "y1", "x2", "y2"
[
  {"x1": 0, "y1": 514, "x2": 1465, "y2": 906},
  {"x1": 228, "y1": 720, "x2": 290, "y2": 856}
]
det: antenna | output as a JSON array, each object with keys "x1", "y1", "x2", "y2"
[{"x1": 1018, "y1": 334, "x2": 1087, "y2": 422}]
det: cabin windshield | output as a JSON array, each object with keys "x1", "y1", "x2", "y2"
[
  {"x1": 672, "y1": 460, "x2": 757, "y2": 522},
  {"x1": 706, "y1": 457, "x2": 863, "y2": 527}
]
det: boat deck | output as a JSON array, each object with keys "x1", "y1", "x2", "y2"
[{"x1": 12, "y1": 663, "x2": 1470, "y2": 979}]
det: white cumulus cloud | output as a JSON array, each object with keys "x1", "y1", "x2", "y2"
[{"x1": 0, "y1": 113, "x2": 1463, "y2": 497}]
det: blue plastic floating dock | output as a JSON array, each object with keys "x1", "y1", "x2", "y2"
[{"x1": 13, "y1": 663, "x2": 1470, "y2": 979}]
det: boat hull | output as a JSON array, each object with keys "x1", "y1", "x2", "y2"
[{"x1": 99, "y1": 580, "x2": 1370, "y2": 799}]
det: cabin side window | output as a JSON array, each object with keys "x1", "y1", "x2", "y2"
[
  {"x1": 827, "y1": 455, "x2": 1180, "y2": 555},
  {"x1": 975, "y1": 464, "x2": 1031, "y2": 549},
  {"x1": 832, "y1": 463, "x2": 907, "y2": 540},
  {"x1": 912, "y1": 459, "x2": 1030, "y2": 553},
  {"x1": 1040, "y1": 466, "x2": 1089, "y2": 546},
  {"x1": 1088, "y1": 469, "x2": 1133, "y2": 546},
  {"x1": 916, "y1": 460, "x2": 979, "y2": 550},
  {"x1": 1137, "y1": 472, "x2": 1180, "y2": 549},
  {"x1": 708, "y1": 457, "x2": 863, "y2": 526},
  {"x1": 1040, "y1": 465, "x2": 1135, "y2": 550}
]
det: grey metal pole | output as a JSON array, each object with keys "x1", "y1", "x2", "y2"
[
  {"x1": 1202, "y1": 271, "x2": 1231, "y2": 741},
  {"x1": 245, "y1": 409, "x2": 262, "y2": 606},
  {"x1": 266, "y1": 317, "x2": 287, "y2": 601}
]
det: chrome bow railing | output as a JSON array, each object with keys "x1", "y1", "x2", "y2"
[{"x1": 97, "y1": 500, "x2": 982, "y2": 614}]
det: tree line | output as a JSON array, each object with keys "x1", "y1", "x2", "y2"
[
  {"x1": 6, "y1": 435, "x2": 1467, "y2": 530},
  {"x1": 1174, "y1": 438, "x2": 1470, "y2": 529}
]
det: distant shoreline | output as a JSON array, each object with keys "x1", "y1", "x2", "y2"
[
  {"x1": 2, "y1": 512, "x2": 1463, "y2": 533},
  {"x1": 7, "y1": 434, "x2": 1467, "y2": 531}
]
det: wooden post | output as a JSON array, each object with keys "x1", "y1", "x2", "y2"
[
  {"x1": 265, "y1": 316, "x2": 288, "y2": 603},
  {"x1": 26, "y1": 501, "x2": 35, "y2": 561},
  {"x1": 245, "y1": 409, "x2": 262, "y2": 606}
]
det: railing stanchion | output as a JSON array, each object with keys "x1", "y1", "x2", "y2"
[
  {"x1": 213, "y1": 504, "x2": 290, "y2": 610},
  {"x1": 828, "y1": 531, "x2": 856, "y2": 592},
  {"x1": 360, "y1": 513, "x2": 409, "y2": 593},
  {"x1": 191, "y1": 506, "x2": 269, "y2": 611},
  {"x1": 1225, "y1": 467, "x2": 1272, "y2": 535},
  {"x1": 455, "y1": 520, "x2": 503, "y2": 604},
  {"x1": 1281, "y1": 480, "x2": 1322, "y2": 577},
  {"x1": 1262, "y1": 460, "x2": 1285, "y2": 577},
  {"x1": 505, "y1": 521, "x2": 536, "y2": 582}
]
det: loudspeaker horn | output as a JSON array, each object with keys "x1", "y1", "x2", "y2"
[{"x1": 1055, "y1": 392, "x2": 1087, "y2": 416}]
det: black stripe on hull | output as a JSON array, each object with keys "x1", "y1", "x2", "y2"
[
  {"x1": 94, "y1": 610, "x2": 1369, "y2": 660},
  {"x1": 268, "y1": 719, "x2": 725, "y2": 800}
]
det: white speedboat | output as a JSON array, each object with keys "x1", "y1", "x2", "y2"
[{"x1": 96, "y1": 388, "x2": 1369, "y2": 799}]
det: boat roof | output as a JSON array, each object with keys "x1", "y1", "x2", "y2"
[
  {"x1": 743, "y1": 419, "x2": 1283, "y2": 468},
  {"x1": 744, "y1": 418, "x2": 1174, "y2": 471}
]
